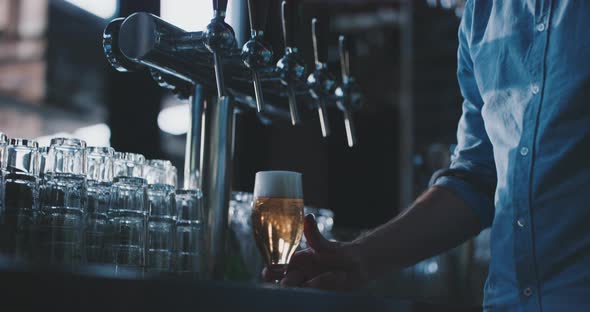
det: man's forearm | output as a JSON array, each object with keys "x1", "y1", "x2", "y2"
[{"x1": 352, "y1": 186, "x2": 482, "y2": 280}]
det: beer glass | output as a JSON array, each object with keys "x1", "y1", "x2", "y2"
[
  {"x1": 144, "y1": 159, "x2": 177, "y2": 272},
  {"x1": 85, "y1": 147, "x2": 114, "y2": 263},
  {"x1": 109, "y1": 152, "x2": 147, "y2": 271},
  {"x1": 252, "y1": 171, "x2": 304, "y2": 281},
  {"x1": 39, "y1": 138, "x2": 87, "y2": 266},
  {"x1": 0, "y1": 138, "x2": 39, "y2": 261},
  {"x1": 175, "y1": 189, "x2": 204, "y2": 277}
]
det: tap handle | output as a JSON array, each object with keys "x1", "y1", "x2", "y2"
[
  {"x1": 344, "y1": 110, "x2": 357, "y2": 147},
  {"x1": 213, "y1": 0, "x2": 229, "y2": 16},
  {"x1": 281, "y1": 0, "x2": 297, "y2": 48},
  {"x1": 247, "y1": 0, "x2": 270, "y2": 34},
  {"x1": 338, "y1": 35, "x2": 351, "y2": 81},
  {"x1": 311, "y1": 17, "x2": 328, "y2": 66},
  {"x1": 337, "y1": 35, "x2": 361, "y2": 147}
]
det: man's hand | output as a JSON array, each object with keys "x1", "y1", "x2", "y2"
[{"x1": 262, "y1": 214, "x2": 369, "y2": 291}]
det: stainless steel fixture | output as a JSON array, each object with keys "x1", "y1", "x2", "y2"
[
  {"x1": 276, "y1": 0, "x2": 306, "y2": 126},
  {"x1": 101, "y1": 0, "x2": 363, "y2": 280},
  {"x1": 241, "y1": 0, "x2": 272, "y2": 113},
  {"x1": 307, "y1": 18, "x2": 336, "y2": 138},
  {"x1": 335, "y1": 35, "x2": 362, "y2": 148}
]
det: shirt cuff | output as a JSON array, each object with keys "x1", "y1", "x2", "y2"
[{"x1": 432, "y1": 175, "x2": 494, "y2": 230}]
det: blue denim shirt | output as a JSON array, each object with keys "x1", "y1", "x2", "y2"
[{"x1": 431, "y1": 1, "x2": 590, "y2": 310}]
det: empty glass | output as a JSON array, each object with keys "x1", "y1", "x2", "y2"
[
  {"x1": 0, "y1": 138, "x2": 39, "y2": 261},
  {"x1": 109, "y1": 152, "x2": 147, "y2": 271},
  {"x1": 0, "y1": 133, "x2": 7, "y2": 168},
  {"x1": 144, "y1": 159, "x2": 177, "y2": 273},
  {"x1": 175, "y1": 189, "x2": 204, "y2": 277},
  {"x1": 228, "y1": 192, "x2": 264, "y2": 280},
  {"x1": 37, "y1": 146, "x2": 49, "y2": 181},
  {"x1": 0, "y1": 133, "x2": 8, "y2": 224},
  {"x1": 85, "y1": 147, "x2": 114, "y2": 264},
  {"x1": 38, "y1": 138, "x2": 87, "y2": 266}
]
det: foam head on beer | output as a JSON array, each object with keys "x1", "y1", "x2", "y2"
[{"x1": 254, "y1": 171, "x2": 303, "y2": 199}]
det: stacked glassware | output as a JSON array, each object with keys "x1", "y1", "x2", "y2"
[
  {"x1": 39, "y1": 138, "x2": 87, "y2": 266},
  {"x1": 175, "y1": 188, "x2": 204, "y2": 277},
  {"x1": 0, "y1": 138, "x2": 39, "y2": 262},
  {"x1": 144, "y1": 159, "x2": 177, "y2": 272},
  {"x1": 85, "y1": 147, "x2": 115, "y2": 264},
  {"x1": 0, "y1": 133, "x2": 205, "y2": 278},
  {"x1": 109, "y1": 152, "x2": 148, "y2": 274}
]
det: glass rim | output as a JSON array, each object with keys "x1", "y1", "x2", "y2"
[
  {"x1": 87, "y1": 146, "x2": 115, "y2": 155},
  {"x1": 176, "y1": 189, "x2": 202, "y2": 195},
  {"x1": 38, "y1": 146, "x2": 49, "y2": 153},
  {"x1": 9, "y1": 138, "x2": 38, "y2": 148},
  {"x1": 114, "y1": 152, "x2": 145, "y2": 163},
  {"x1": 113, "y1": 176, "x2": 147, "y2": 185},
  {"x1": 0, "y1": 132, "x2": 7, "y2": 144},
  {"x1": 147, "y1": 159, "x2": 173, "y2": 168},
  {"x1": 50, "y1": 137, "x2": 87, "y2": 148}
]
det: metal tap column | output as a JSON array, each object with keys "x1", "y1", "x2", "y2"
[
  {"x1": 184, "y1": 84, "x2": 205, "y2": 190},
  {"x1": 201, "y1": 95, "x2": 234, "y2": 279},
  {"x1": 202, "y1": 0, "x2": 237, "y2": 279}
]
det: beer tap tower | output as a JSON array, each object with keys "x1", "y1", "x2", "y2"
[{"x1": 102, "y1": 0, "x2": 363, "y2": 279}]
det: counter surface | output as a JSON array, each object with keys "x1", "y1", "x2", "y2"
[{"x1": 0, "y1": 269, "x2": 482, "y2": 312}]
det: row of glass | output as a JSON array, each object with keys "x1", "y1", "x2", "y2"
[{"x1": 0, "y1": 133, "x2": 204, "y2": 276}]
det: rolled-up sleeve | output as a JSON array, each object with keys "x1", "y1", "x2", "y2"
[{"x1": 431, "y1": 2, "x2": 497, "y2": 231}]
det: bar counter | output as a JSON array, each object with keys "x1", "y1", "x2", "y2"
[{"x1": 0, "y1": 266, "x2": 481, "y2": 312}]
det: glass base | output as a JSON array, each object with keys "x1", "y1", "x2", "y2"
[{"x1": 267, "y1": 264, "x2": 286, "y2": 284}]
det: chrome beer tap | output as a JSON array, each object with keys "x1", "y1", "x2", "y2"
[
  {"x1": 335, "y1": 35, "x2": 362, "y2": 147},
  {"x1": 204, "y1": 0, "x2": 237, "y2": 97},
  {"x1": 241, "y1": 0, "x2": 272, "y2": 113},
  {"x1": 307, "y1": 18, "x2": 336, "y2": 138},
  {"x1": 276, "y1": 0, "x2": 305, "y2": 126}
]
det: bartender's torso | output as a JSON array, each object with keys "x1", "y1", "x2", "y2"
[{"x1": 465, "y1": 0, "x2": 590, "y2": 310}]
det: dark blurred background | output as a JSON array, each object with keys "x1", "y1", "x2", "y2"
[{"x1": 0, "y1": 0, "x2": 463, "y2": 229}]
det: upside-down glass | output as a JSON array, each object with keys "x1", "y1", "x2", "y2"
[
  {"x1": 109, "y1": 152, "x2": 147, "y2": 271},
  {"x1": 144, "y1": 159, "x2": 177, "y2": 272},
  {"x1": 175, "y1": 189, "x2": 204, "y2": 277},
  {"x1": 252, "y1": 171, "x2": 304, "y2": 282},
  {"x1": 229, "y1": 192, "x2": 264, "y2": 280},
  {"x1": 85, "y1": 147, "x2": 114, "y2": 263},
  {"x1": 0, "y1": 139, "x2": 39, "y2": 261},
  {"x1": 0, "y1": 133, "x2": 7, "y2": 166},
  {"x1": 0, "y1": 133, "x2": 8, "y2": 225},
  {"x1": 37, "y1": 146, "x2": 49, "y2": 181},
  {"x1": 38, "y1": 138, "x2": 87, "y2": 266}
]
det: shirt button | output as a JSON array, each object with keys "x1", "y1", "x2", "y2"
[
  {"x1": 520, "y1": 147, "x2": 529, "y2": 156},
  {"x1": 523, "y1": 287, "x2": 534, "y2": 297},
  {"x1": 532, "y1": 84, "x2": 540, "y2": 94},
  {"x1": 536, "y1": 23, "x2": 545, "y2": 32},
  {"x1": 517, "y1": 218, "x2": 525, "y2": 227}
]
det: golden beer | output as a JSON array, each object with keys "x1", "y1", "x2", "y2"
[{"x1": 252, "y1": 197, "x2": 304, "y2": 273}]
